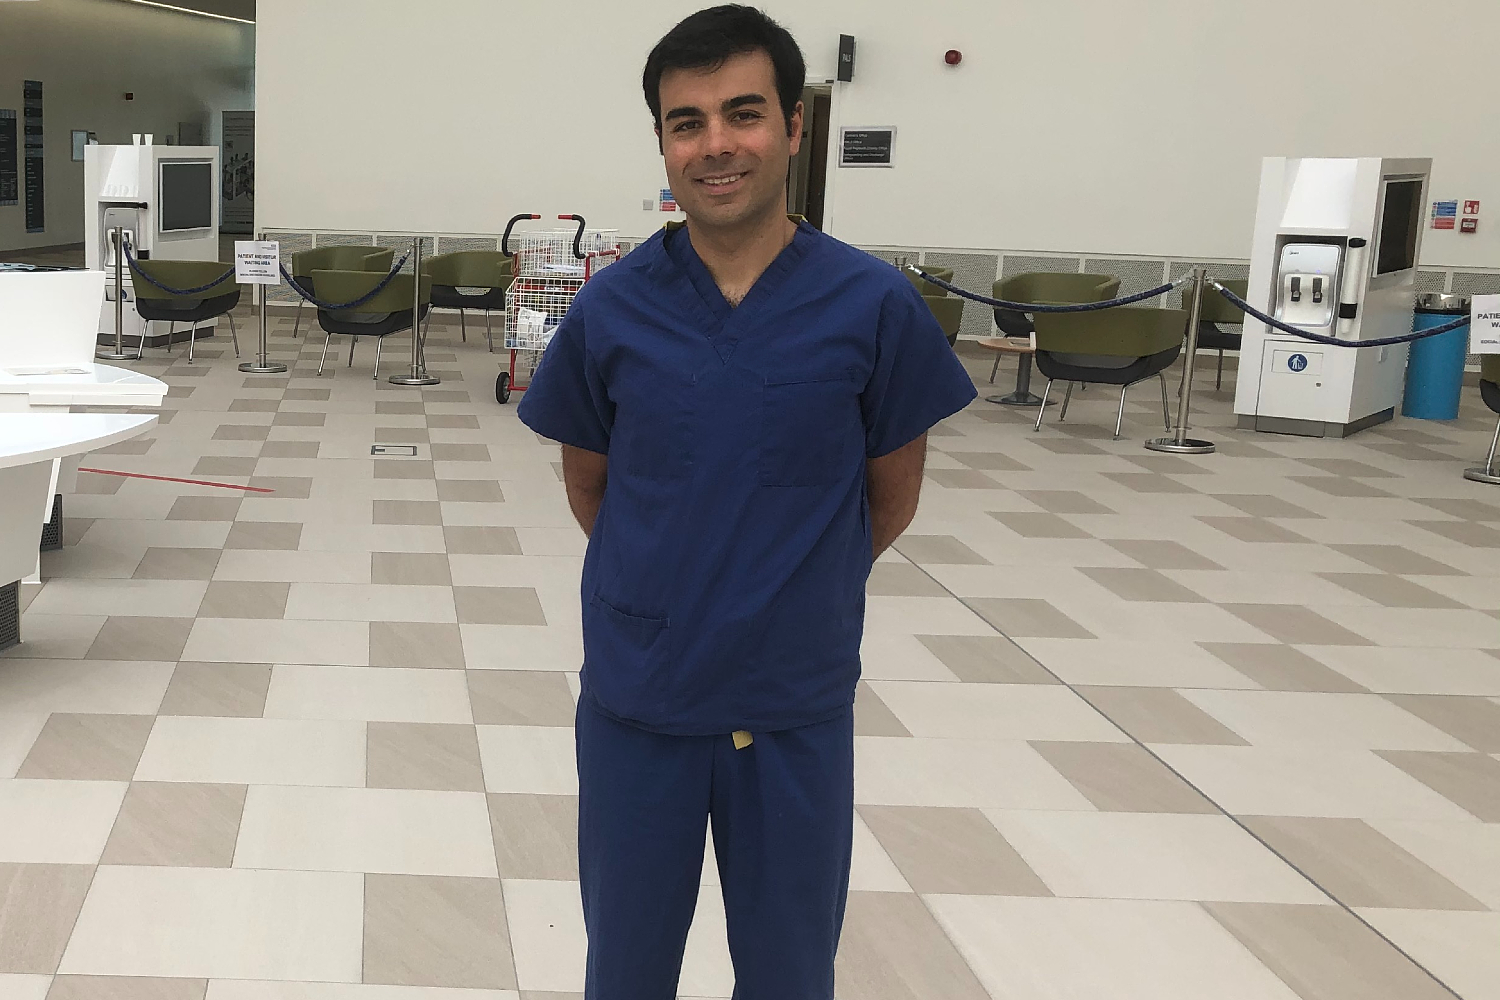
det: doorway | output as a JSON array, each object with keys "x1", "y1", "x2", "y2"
[{"x1": 788, "y1": 85, "x2": 833, "y2": 230}]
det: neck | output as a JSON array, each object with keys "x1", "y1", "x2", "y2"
[{"x1": 686, "y1": 207, "x2": 796, "y2": 305}]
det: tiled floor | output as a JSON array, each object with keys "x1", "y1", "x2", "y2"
[{"x1": 3, "y1": 301, "x2": 1499, "y2": 1000}]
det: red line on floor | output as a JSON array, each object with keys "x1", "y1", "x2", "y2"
[{"x1": 77, "y1": 468, "x2": 276, "y2": 493}]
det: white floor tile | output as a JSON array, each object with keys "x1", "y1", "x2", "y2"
[
  {"x1": 869, "y1": 681, "x2": 1128, "y2": 742},
  {"x1": 59, "y1": 865, "x2": 364, "y2": 981},
  {"x1": 1179, "y1": 690, "x2": 1470, "y2": 752},
  {"x1": 235, "y1": 785, "x2": 497, "y2": 877},
  {"x1": 854, "y1": 736, "x2": 1095, "y2": 810},
  {"x1": 0, "y1": 779, "x2": 128, "y2": 864},
  {"x1": 182, "y1": 618, "x2": 370, "y2": 667},
  {"x1": 263, "y1": 664, "x2": 472, "y2": 723},
  {"x1": 136, "y1": 716, "x2": 367, "y2": 786},
  {"x1": 1356, "y1": 909, "x2": 1500, "y2": 1000},
  {"x1": 476, "y1": 725, "x2": 577, "y2": 794}
]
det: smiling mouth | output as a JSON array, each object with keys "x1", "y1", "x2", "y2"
[{"x1": 698, "y1": 172, "x2": 746, "y2": 188}]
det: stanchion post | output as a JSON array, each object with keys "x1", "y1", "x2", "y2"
[
  {"x1": 389, "y1": 235, "x2": 439, "y2": 386},
  {"x1": 239, "y1": 232, "x2": 288, "y2": 374},
  {"x1": 1146, "y1": 267, "x2": 1216, "y2": 455},
  {"x1": 97, "y1": 227, "x2": 133, "y2": 361}
]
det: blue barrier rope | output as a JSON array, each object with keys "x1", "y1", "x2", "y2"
[
  {"x1": 278, "y1": 256, "x2": 411, "y2": 311},
  {"x1": 906, "y1": 265, "x2": 1187, "y2": 312},
  {"x1": 1212, "y1": 282, "x2": 1470, "y2": 347},
  {"x1": 122, "y1": 239, "x2": 235, "y2": 296}
]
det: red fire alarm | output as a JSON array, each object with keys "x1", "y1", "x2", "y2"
[
  {"x1": 944, "y1": 49, "x2": 962, "y2": 66},
  {"x1": 124, "y1": 93, "x2": 134, "y2": 101},
  {"x1": 1460, "y1": 218, "x2": 1479, "y2": 234}
]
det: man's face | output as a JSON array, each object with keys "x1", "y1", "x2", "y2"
[{"x1": 657, "y1": 49, "x2": 802, "y2": 233}]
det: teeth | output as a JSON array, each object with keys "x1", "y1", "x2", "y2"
[{"x1": 702, "y1": 174, "x2": 743, "y2": 186}]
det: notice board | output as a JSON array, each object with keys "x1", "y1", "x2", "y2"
[
  {"x1": 0, "y1": 110, "x2": 16, "y2": 207},
  {"x1": 838, "y1": 127, "x2": 895, "y2": 168},
  {"x1": 23, "y1": 81, "x2": 43, "y2": 233}
]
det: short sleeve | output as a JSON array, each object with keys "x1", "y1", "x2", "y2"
[
  {"x1": 861, "y1": 283, "x2": 978, "y2": 458},
  {"x1": 516, "y1": 302, "x2": 614, "y2": 454}
]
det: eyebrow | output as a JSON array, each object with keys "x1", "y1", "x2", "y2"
[{"x1": 663, "y1": 93, "x2": 769, "y2": 122}]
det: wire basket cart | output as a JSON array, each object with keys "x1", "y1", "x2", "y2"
[{"x1": 495, "y1": 213, "x2": 620, "y2": 404}]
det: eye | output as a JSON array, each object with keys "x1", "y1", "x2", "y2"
[
  {"x1": 672, "y1": 120, "x2": 702, "y2": 133},
  {"x1": 732, "y1": 110, "x2": 763, "y2": 122}
]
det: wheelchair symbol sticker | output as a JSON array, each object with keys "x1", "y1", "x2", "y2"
[{"x1": 1288, "y1": 354, "x2": 1308, "y2": 372}]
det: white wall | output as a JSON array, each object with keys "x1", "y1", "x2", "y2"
[
  {"x1": 257, "y1": 0, "x2": 1498, "y2": 269},
  {"x1": 0, "y1": 0, "x2": 253, "y2": 252}
]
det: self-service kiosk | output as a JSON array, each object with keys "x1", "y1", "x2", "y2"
[
  {"x1": 83, "y1": 142, "x2": 222, "y2": 349},
  {"x1": 1234, "y1": 157, "x2": 1431, "y2": 438}
]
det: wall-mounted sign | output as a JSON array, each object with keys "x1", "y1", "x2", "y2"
[
  {"x1": 221, "y1": 111, "x2": 255, "y2": 235},
  {"x1": 1463, "y1": 200, "x2": 1480, "y2": 215},
  {"x1": 839, "y1": 127, "x2": 895, "y2": 168},
  {"x1": 659, "y1": 188, "x2": 677, "y2": 211},
  {"x1": 23, "y1": 81, "x2": 43, "y2": 233},
  {"x1": 1461, "y1": 218, "x2": 1478, "y2": 234},
  {"x1": 1471, "y1": 295, "x2": 1500, "y2": 355},
  {"x1": 0, "y1": 110, "x2": 16, "y2": 206}
]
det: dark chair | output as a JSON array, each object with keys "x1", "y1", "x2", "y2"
[
  {"x1": 1031, "y1": 306, "x2": 1187, "y2": 439},
  {"x1": 1192, "y1": 278, "x2": 1248, "y2": 390},
  {"x1": 987, "y1": 273, "x2": 1121, "y2": 401},
  {"x1": 1467, "y1": 356, "x2": 1500, "y2": 485},
  {"x1": 289, "y1": 246, "x2": 395, "y2": 338},
  {"x1": 310, "y1": 269, "x2": 432, "y2": 379},
  {"x1": 130, "y1": 259, "x2": 240, "y2": 364},
  {"x1": 422, "y1": 250, "x2": 514, "y2": 351}
]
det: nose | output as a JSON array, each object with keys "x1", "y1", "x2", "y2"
[{"x1": 699, "y1": 117, "x2": 736, "y2": 160}]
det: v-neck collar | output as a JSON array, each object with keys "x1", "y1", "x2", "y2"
[{"x1": 661, "y1": 221, "x2": 817, "y2": 364}]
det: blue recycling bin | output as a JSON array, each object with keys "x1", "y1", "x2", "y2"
[{"x1": 1402, "y1": 293, "x2": 1472, "y2": 420}]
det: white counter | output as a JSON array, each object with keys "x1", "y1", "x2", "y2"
[{"x1": 0, "y1": 362, "x2": 167, "y2": 411}]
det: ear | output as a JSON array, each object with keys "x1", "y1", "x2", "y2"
[
  {"x1": 655, "y1": 125, "x2": 663, "y2": 155},
  {"x1": 788, "y1": 100, "x2": 805, "y2": 154}
]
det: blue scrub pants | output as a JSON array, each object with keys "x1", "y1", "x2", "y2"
[{"x1": 575, "y1": 697, "x2": 855, "y2": 1000}]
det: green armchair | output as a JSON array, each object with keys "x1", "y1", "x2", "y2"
[
  {"x1": 310, "y1": 269, "x2": 431, "y2": 379},
  {"x1": 129, "y1": 258, "x2": 240, "y2": 363},
  {"x1": 289, "y1": 246, "x2": 395, "y2": 338}
]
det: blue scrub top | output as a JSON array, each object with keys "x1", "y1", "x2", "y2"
[{"x1": 518, "y1": 221, "x2": 977, "y2": 735}]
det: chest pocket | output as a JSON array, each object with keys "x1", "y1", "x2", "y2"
[{"x1": 759, "y1": 370, "x2": 862, "y2": 487}]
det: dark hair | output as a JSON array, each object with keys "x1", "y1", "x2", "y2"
[{"x1": 642, "y1": 5, "x2": 806, "y2": 136}]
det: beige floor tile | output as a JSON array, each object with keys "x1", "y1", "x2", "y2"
[
  {"x1": 443, "y1": 526, "x2": 524, "y2": 556},
  {"x1": 1317, "y1": 605, "x2": 1500, "y2": 648},
  {"x1": 1331, "y1": 544, "x2": 1465, "y2": 576},
  {"x1": 1029, "y1": 741, "x2": 1217, "y2": 814},
  {"x1": 1081, "y1": 567, "x2": 1208, "y2": 603},
  {"x1": 966, "y1": 598, "x2": 1095, "y2": 639},
  {"x1": 1017, "y1": 490, "x2": 1112, "y2": 515},
  {"x1": 476, "y1": 726, "x2": 577, "y2": 795},
  {"x1": 100, "y1": 782, "x2": 247, "y2": 868},
  {"x1": 925, "y1": 468, "x2": 999, "y2": 490},
  {"x1": 1377, "y1": 751, "x2": 1500, "y2": 822},
  {"x1": 58, "y1": 866, "x2": 364, "y2": 982},
  {"x1": 1200, "y1": 642, "x2": 1368, "y2": 692},
  {"x1": 854, "y1": 736, "x2": 1094, "y2": 810},
  {"x1": 453, "y1": 587, "x2": 547, "y2": 627},
  {"x1": 371, "y1": 621, "x2": 468, "y2": 669},
  {"x1": 1408, "y1": 518, "x2": 1500, "y2": 547},
  {"x1": 371, "y1": 552, "x2": 453, "y2": 586},
  {"x1": 1022, "y1": 637, "x2": 1259, "y2": 688},
  {"x1": 1203, "y1": 901, "x2": 1455, "y2": 1000},
  {"x1": 865, "y1": 563, "x2": 948, "y2": 597},
  {"x1": 235, "y1": 785, "x2": 496, "y2": 877},
  {"x1": 363, "y1": 874, "x2": 516, "y2": 990},
  {"x1": 893, "y1": 535, "x2": 990, "y2": 565},
  {"x1": 167, "y1": 496, "x2": 243, "y2": 522},
  {"x1": 927, "y1": 894, "x2": 1300, "y2": 1000},
  {"x1": 1242, "y1": 816, "x2": 1484, "y2": 910},
  {"x1": 16, "y1": 714, "x2": 155, "y2": 780},
  {"x1": 264, "y1": 665, "x2": 472, "y2": 724},
  {"x1": 854, "y1": 681, "x2": 911, "y2": 737},
  {"x1": 0, "y1": 660, "x2": 174, "y2": 718},
  {"x1": 182, "y1": 618, "x2": 369, "y2": 667},
  {"x1": 488, "y1": 794, "x2": 578, "y2": 881},
  {"x1": 1222, "y1": 604, "x2": 1373, "y2": 646},
  {"x1": 835, "y1": 891, "x2": 991, "y2": 1000},
  {"x1": 1318, "y1": 573, "x2": 1464, "y2": 610},
  {"x1": 133, "y1": 547, "x2": 223, "y2": 581},
  {"x1": 860, "y1": 631, "x2": 963, "y2": 683},
  {"x1": 0, "y1": 973, "x2": 49, "y2": 999},
  {"x1": 259, "y1": 440, "x2": 321, "y2": 460},
  {"x1": 135, "y1": 717, "x2": 366, "y2": 787},
  {"x1": 1368, "y1": 819, "x2": 1500, "y2": 910},
  {"x1": 1152, "y1": 745, "x2": 1478, "y2": 821},
  {"x1": 946, "y1": 451, "x2": 1030, "y2": 472},
  {"x1": 914, "y1": 634, "x2": 1057, "y2": 684},
  {"x1": 223, "y1": 522, "x2": 303, "y2": 551},
  {"x1": 988, "y1": 511, "x2": 1090, "y2": 540},
  {"x1": 869, "y1": 680, "x2": 1127, "y2": 742},
  {"x1": 367, "y1": 722, "x2": 485, "y2": 792},
  {"x1": 859, "y1": 806, "x2": 1049, "y2": 895},
  {"x1": 467, "y1": 671, "x2": 574, "y2": 727},
  {"x1": 1211, "y1": 494, "x2": 1324, "y2": 519},
  {"x1": 1179, "y1": 690, "x2": 1469, "y2": 752},
  {"x1": 461, "y1": 625, "x2": 581, "y2": 674},
  {"x1": 0, "y1": 863, "x2": 96, "y2": 974},
  {"x1": 436, "y1": 480, "x2": 507, "y2": 505},
  {"x1": 1078, "y1": 687, "x2": 1248, "y2": 745},
  {"x1": 1383, "y1": 694, "x2": 1500, "y2": 752},
  {"x1": 1305, "y1": 647, "x2": 1500, "y2": 696},
  {"x1": 1104, "y1": 538, "x2": 1223, "y2": 570},
  {"x1": 158, "y1": 662, "x2": 271, "y2": 718},
  {"x1": 1197, "y1": 516, "x2": 1311, "y2": 544},
  {"x1": 196, "y1": 581, "x2": 289, "y2": 619},
  {"x1": 991, "y1": 810, "x2": 1326, "y2": 903},
  {"x1": 373, "y1": 500, "x2": 444, "y2": 527},
  {"x1": 194, "y1": 456, "x2": 259, "y2": 477},
  {"x1": 45, "y1": 976, "x2": 208, "y2": 1000},
  {"x1": 0, "y1": 780, "x2": 127, "y2": 864}
]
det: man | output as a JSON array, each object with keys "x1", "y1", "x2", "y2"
[{"x1": 517, "y1": 6, "x2": 977, "y2": 997}]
